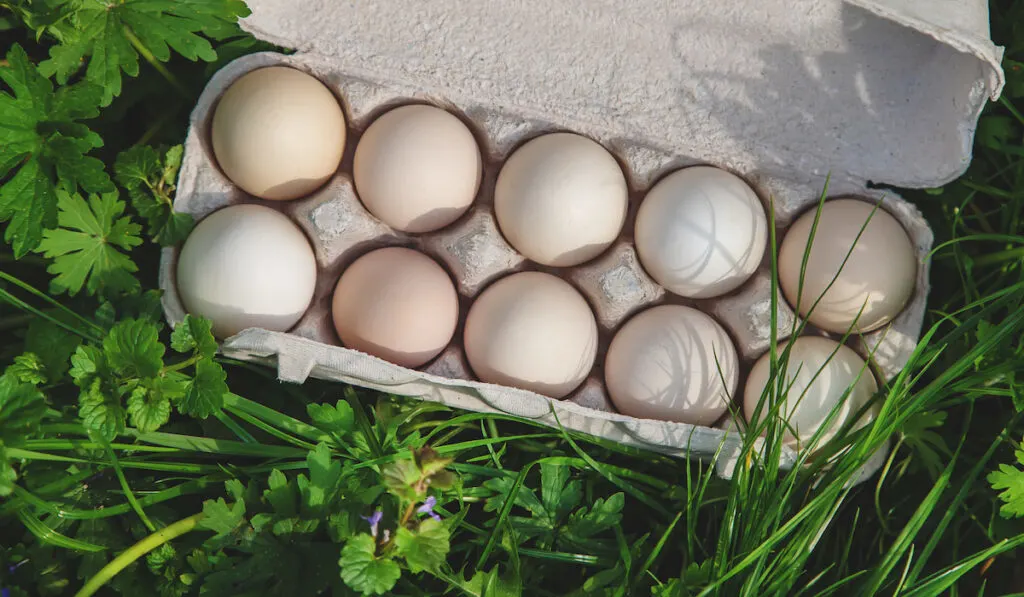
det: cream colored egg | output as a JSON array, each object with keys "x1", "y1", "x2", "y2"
[
  {"x1": 332, "y1": 247, "x2": 459, "y2": 368},
  {"x1": 494, "y1": 133, "x2": 628, "y2": 267},
  {"x1": 354, "y1": 104, "x2": 482, "y2": 233},
  {"x1": 176, "y1": 204, "x2": 317, "y2": 338},
  {"x1": 635, "y1": 167, "x2": 767, "y2": 298},
  {"x1": 212, "y1": 66, "x2": 347, "y2": 201},
  {"x1": 743, "y1": 336, "x2": 878, "y2": 450},
  {"x1": 779, "y1": 199, "x2": 916, "y2": 333},
  {"x1": 605, "y1": 305, "x2": 738, "y2": 425},
  {"x1": 464, "y1": 272, "x2": 597, "y2": 398}
]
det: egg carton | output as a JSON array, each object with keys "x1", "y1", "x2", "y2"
[{"x1": 160, "y1": 0, "x2": 1004, "y2": 480}]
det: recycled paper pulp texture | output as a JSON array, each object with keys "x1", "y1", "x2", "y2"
[{"x1": 160, "y1": 0, "x2": 1003, "y2": 479}]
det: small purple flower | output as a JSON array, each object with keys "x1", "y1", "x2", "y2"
[
  {"x1": 416, "y1": 496, "x2": 441, "y2": 522},
  {"x1": 361, "y1": 510, "x2": 383, "y2": 538},
  {"x1": 2, "y1": 587, "x2": 11, "y2": 597}
]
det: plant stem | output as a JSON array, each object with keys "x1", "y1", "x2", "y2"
[
  {"x1": 122, "y1": 27, "x2": 191, "y2": 99},
  {"x1": 74, "y1": 512, "x2": 204, "y2": 597}
]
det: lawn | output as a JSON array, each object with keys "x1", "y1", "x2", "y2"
[{"x1": 1, "y1": 1, "x2": 1023, "y2": 596}]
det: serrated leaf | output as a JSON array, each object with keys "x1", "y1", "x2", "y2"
[
  {"x1": 541, "y1": 462, "x2": 582, "y2": 520},
  {"x1": 0, "y1": 44, "x2": 113, "y2": 257},
  {"x1": 24, "y1": 319, "x2": 81, "y2": 382},
  {"x1": 394, "y1": 518, "x2": 450, "y2": 573},
  {"x1": 7, "y1": 353, "x2": 48, "y2": 385},
  {"x1": 126, "y1": 386, "x2": 171, "y2": 432},
  {"x1": 989, "y1": 445, "x2": 1024, "y2": 519},
  {"x1": 79, "y1": 377, "x2": 124, "y2": 442},
  {"x1": 69, "y1": 344, "x2": 104, "y2": 385},
  {"x1": 306, "y1": 400, "x2": 355, "y2": 436},
  {"x1": 299, "y1": 443, "x2": 342, "y2": 513},
  {"x1": 460, "y1": 565, "x2": 523, "y2": 597},
  {"x1": 103, "y1": 318, "x2": 164, "y2": 378},
  {"x1": 382, "y1": 458, "x2": 422, "y2": 500},
  {"x1": 36, "y1": 190, "x2": 142, "y2": 296},
  {"x1": 263, "y1": 469, "x2": 298, "y2": 518},
  {"x1": 170, "y1": 315, "x2": 218, "y2": 358},
  {"x1": 0, "y1": 372, "x2": 47, "y2": 444},
  {"x1": 199, "y1": 498, "x2": 246, "y2": 537},
  {"x1": 339, "y1": 534, "x2": 401, "y2": 595},
  {"x1": 178, "y1": 360, "x2": 226, "y2": 419},
  {"x1": 565, "y1": 493, "x2": 624, "y2": 541},
  {"x1": 39, "y1": 0, "x2": 251, "y2": 105},
  {"x1": 114, "y1": 144, "x2": 194, "y2": 245}
]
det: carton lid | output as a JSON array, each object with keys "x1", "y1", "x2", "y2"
[{"x1": 240, "y1": 0, "x2": 1003, "y2": 189}]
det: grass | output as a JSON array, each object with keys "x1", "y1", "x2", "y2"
[{"x1": 1, "y1": 1, "x2": 1024, "y2": 596}]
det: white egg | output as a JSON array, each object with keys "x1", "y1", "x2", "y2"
[
  {"x1": 743, "y1": 336, "x2": 878, "y2": 450},
  {"x1": 211, "y1": 66, "x2": 347, "y2": 201},
  {"x1": 354, "y1": 104, "x2": 482, "y2": 233},
  {"x1": 176, "y1": 204, "x2": 317, "y2": 338},
  {"x1": 494, "y1": 133, "x2": 627, "y2": 267},
  {"x1": 332, "y1": 247, "x2": 459, "y2": 368},
  {"x1": 464, "y1": 272, "x2": 597, "y2": 398},
  {"x1": 635, "y1": 166, "x2": 767, "y2": 298},
  {"x1": 604, "y1": 305, "x2": 738, "y2": 425},
  {"x1": 778, "y1": 199, "x2": 917, "y2": 333}
]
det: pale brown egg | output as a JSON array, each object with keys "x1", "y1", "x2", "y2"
[{"x1": 331, "y1": 247, "x2": 459, "y2": 368}]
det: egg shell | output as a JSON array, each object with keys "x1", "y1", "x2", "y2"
[
  {"x1": 743, "y1": 336, "x2": 878, "y2": 450},
  {"x1": 494, "y1": 133, "x2": 628, "y2": 267},
  {"x1": 464, "y1": 271, "x2": 598, "y2": 398},
  {"x1": 635, "y1": 166, "x2": 768, "y2": 299},
  {"x1": 354, "y1": 104, "x2": 482, "y2": 233},
  {"x1": 176, "y1": 204, "x2": 317, "y2": 338},
  {"x1": 332, "y1": 247, "x2": 459, "y2": 368},
  {"x1": 605, "y1": 305, "x2": 739, "y2": 426},
  {"x1": 778, "y1": 199, "x2": 917, "y2": 333},
  {"x1": 211, "y1": 66, "x2": 347, "y2": 201}
]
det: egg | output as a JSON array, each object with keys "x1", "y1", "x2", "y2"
[
  {"x1": 176, "y1": 204, "x2": 317, "y2": 338},
  {"x1": 354, "y1": 104, "x2": 482, "y2": 233},
  {"x1": 211, "y1": 66, "x2": 347, "y2": 201},
  {"x1": 332, "y1": 247, "x2": 459, "y2": 368},
  {"x1": 743, "y1": 336, "x2": 878, "y2": 449},
  {"x1": 604, "y1": 305, "x2": 738, "y2": 425},
  {"x1": 635, "y1": 166, "x2": 768, "y2": 299},
  {"x1": 778, "y1": 199, "x2": 916, "y2": 333},
  {"x1": 464, "y1": 272, "x2": 597, "y2": 398},
  {"x1": 494, "y1": 133, "x2": 628, "y2": 267}
]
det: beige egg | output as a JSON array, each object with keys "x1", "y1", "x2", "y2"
[
  {"x1": 779, "y1": 199, "x2": 916, "y2": 333},
  {"x1": 743, "y1": 336, "x2": 878, "y2": 450},
  {"x1": 494, "y1": 133, "x2": 628, "y2": 267},
  {"x1": 604, "y1": 305, "x2": 738, "y2": 425},
  {"x1": 211, "y1": 66, "x2": 347, "y2": 201},
  {"x1": 176, "y1": 204, "x2": 317, "y2": 339},
  {"x1": 332, "y1": 247, "x2": 459, "y2": 368},
  {"x1": 635, "y1": 167, "x2": 767, "y2": 298},
  {"x1": 464, "y1": 272, "x2": 597, "y2": 398},
  {"x1": 354, "y1": 104, "x2": 482, "y2": 233}
]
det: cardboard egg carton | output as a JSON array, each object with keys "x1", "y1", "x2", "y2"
[{"x1": 160, "y1": 0, "x2": 1004, "y2": 479}]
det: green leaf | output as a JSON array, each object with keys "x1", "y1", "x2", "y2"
[
  {"x1": 988, "y1": 444, "x2": 1024, "y2": 519},
  {"x1": 0, "y1": 372, "x2": 47, "y2": 444},
  {"x1": 976, "y1": 115, "x2": 1017, "y2": 151},
  {"x1": 177, "y1": 360, "x2": 226, "y2": 418},
  {"x1": 36, "y1": 190, "x2": 143, "y2": 296},
  {"x1": 69, "y1": 344, "x2": 104, "y2": 386},
  {"x1": 298, "y1": 443, "x2": 342, "y2": 513},
  {"x1": 0, "y1": 44, "x2": 112, "y2": 256},
  {"x1": 339, "y1": 534, "x2": 401, "y2": 596},
  {"x1": 24, "y1": 319, "x2": 81, "y2": 382},
  {"x1": 565, "y1": 493, "x2": 624, "y2": 541},
  {"x1": 307, "y1": 400, "x2": 355, "y2": 436},
  {"x1": 541, "y1": 462, "x2": 582, "y2": 520},
  {"x1": 79, "y1": 377, "x2": 125, "y2": 441},
  {"x1": 114, "y1": 145, "x2": 194, "y2": 245},
  {"x1": 394, "y1": 518, "x2": 450, "y2": 573},
  {"x1": 39, "y1": 0, "x2": 252, "y2": 105},
  {"x1": 0, "y1": 449, "x2": 18, "y2": 497},
  {"x1": 126, "y1": 386, "x2": 171, "y2": 433},
  {"x1": 103, "y1": 318, "x2": 165, "y2": 378},
  {"x1": 170, "y1": 315, "x2": 218, "y2": 358},
  {"x1": 460, "y1": 565, "x2": 523, "y2": 597},
  {"x1": 382, "y1": 458, "x2": 423, "y2": 500},
  {"x1": 199, "y1": 498, "x2": 246, "y2": 537},
  {"x1": 263, "y1": 469, "x2": 298, "y2": 518},
  {"x1": 6, "y1": 353, "x2": 48, "y2": 385}
]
